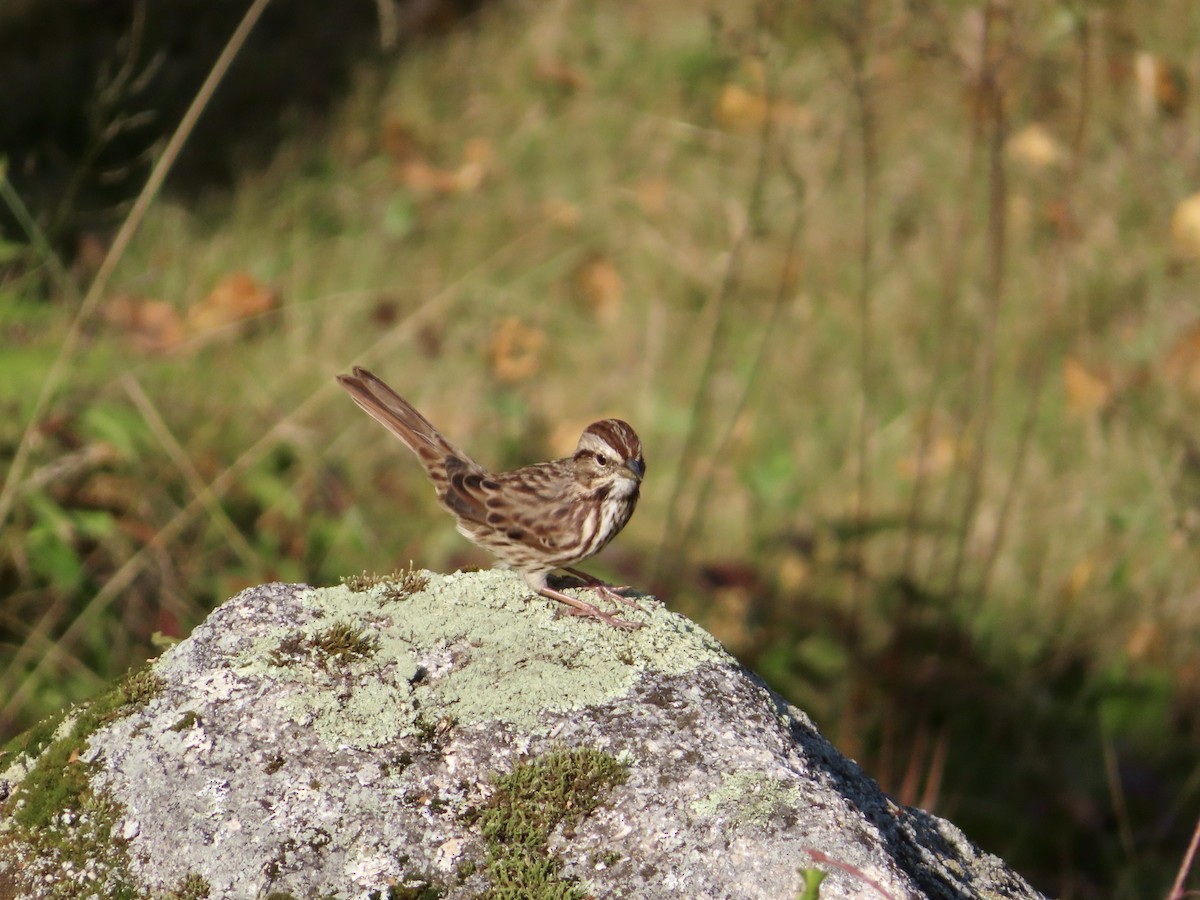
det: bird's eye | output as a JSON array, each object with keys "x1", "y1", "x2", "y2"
[{"x1": 595, "y1": 453, "x2": 608, "y2": 467}]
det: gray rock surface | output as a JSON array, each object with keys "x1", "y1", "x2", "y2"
[{"x1": 0, "y1": 570, "x2": 1046, "y2": 899}]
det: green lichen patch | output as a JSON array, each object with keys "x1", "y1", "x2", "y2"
[
  {"x1": 269, "y1": 619, "x2": 380, "y2": 670},
  {"x1": 232, "y1": 570, "x2": 730, "y2": 751},
  {"x1": 474, "y1": 746, "x2": 629, "y2": 899},
  {"x1": 0, "y1": 664, "x2": 162, "y2": 898},
  {"x1": 691, "y1": 770, "x2": 804, "y2": 829},
  {"x1": 342, "y1": 565, "x2": 430, "y2": 602}
]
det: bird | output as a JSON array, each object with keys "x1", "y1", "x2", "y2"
[{"x1": 336, "y1": 367, "x2": 647, "y2": 629}]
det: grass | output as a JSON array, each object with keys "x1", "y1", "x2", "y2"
[{"x1": 1, "y1": 0, "x2": 1199, "y2": 897}]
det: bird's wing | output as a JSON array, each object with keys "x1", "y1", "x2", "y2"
[{"x1": 448, "y1": 461, "x2": 570, "y2": 555}]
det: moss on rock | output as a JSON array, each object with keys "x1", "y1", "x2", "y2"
[
  {"x1": 0, "y1": 662, "x2": 164, "y2": 898},
  {"x1": 475, "y1": 746, "x2": 629, "y2": 899}
]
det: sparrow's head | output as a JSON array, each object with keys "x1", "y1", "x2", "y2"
[{"x1": 573, "y1": 419, "x2": 645, "y2": 494}]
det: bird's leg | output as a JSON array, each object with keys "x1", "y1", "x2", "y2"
[
  {"x1": 537, "y1": 585, "x2": 643, "y2": 630},
  {"x1": 560, "y1": 566, "x2": 641, "y2": 610},
  {"x1": 523, "y1": 573, "x2": 643, "y2": 628}
]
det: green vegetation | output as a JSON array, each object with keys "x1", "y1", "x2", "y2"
[
  {"x1": 796, "y1": 869, "x2": 827, "y2": 900},
  {"x1": 5, "y1": 665, "x2": 160, "y2": 833},
  {"x1": 269, "y1": 620, "x2": 380, "y2": 670},
  {"x1": 368, "y1": 883, "x2": 444, "y2": 900},
  {"x1": 169, "y1": 710, "x2": 201, "y2": 732},
  {"x1": 0, "y1": 664, "x2": 162, "y2": 897},
  {"x1": 473, "y1": 746, "x2": 629, "y2": 899},
  {"x1": 167, "y1": 873, "x2": 211, "y2": 900},
  {"x1": 1, "y1": 0, "x2": 1199, "y2": 896},
  {"x1": 342, "y1": 566, "x2": 431, "y2": 602}
]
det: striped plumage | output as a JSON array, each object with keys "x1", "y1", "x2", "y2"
[{"x1": 336, "y1": 367, "x2": 646, "y2": 629}]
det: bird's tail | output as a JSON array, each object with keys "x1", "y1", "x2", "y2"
[{"x1": 336, "y1": 367, "x2": 470, "y2": 473}]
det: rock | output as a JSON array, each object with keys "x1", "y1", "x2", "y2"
[{"x1": 0, "y1": 570, "x2": 1045, "y2": 899}]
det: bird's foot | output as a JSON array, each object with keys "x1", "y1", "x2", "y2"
[
  {"x1": 560, "y1": 566, "x2": 643, "y2": 610},
  {"x1": 538, "y1": 586, "x2": 643, "y2": 630}
]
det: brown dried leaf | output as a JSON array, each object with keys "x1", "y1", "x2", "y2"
[
  {"x1": 1042, "y1": 199, "x2": 1081, "y2": 241},
  {"x1": 714, "y1": 78, "x2": 811, "y2": 134},
  {"x1": 188, "y1": 272, "x2": 278, "y2": 337},
  {"x1": 489, "y1": 317, "x2": 546, "y2": 383},
  {"x1": 457, "y1": 137, "x2": 493, "y2": 191},
  {"x1": 635, "y1": 178, "x2": 669, "y2": 217},
  {"x1": 574, "y1": 255, "x2": 624, "y2": 324},
  {"x1": 1125, "y1": 621, "x2": 1163, "y2": 663},
  {"x1": 380, "y1": 118, "x2": 423, "y2": 162},
  {"x1": 896, "y1": 414, "x2": 967, "y2": 479},
  {"x1": 76, "y1": 472, "x2": 140, "y2": 511},
  {"x1": 1164, "y1": 320, "x2": 1200, "y2": 395},
  {"x1": 103, "y1": 293, "x2": 185, "y2": 353},
  {"x1": 535, "y1": 57, "x2": 586, "y2": 92},
  {"x1": 1135, "y1": 53, "x2": 1188, "y2": 119},
  {"x1": 75, "y1": 231, "x2": 109, "y2": 276},
  {"x1": 398, "y1": 138, "x2": 493, "y2": 195},
  {"x1": 398, "y1": 159, "x2": 460, "y2": 193},
  {"x1": 542, "y1": 199, "x2": 582, "y2": 229}
]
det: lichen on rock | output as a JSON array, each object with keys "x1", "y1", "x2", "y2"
[{"x1": 0, "y1": 571, "x2": 1047, "y2": 899}]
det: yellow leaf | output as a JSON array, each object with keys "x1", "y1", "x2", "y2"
[
  {"x1": 896, "y1": 414, "x2": 967, "y2": 479},
  {"x1": 1171, "y1": 193, "x2": 1200, "y2": 260},
  {"x1": 714, "y1": 81, "x2": 812, "y2": 134},
  {"x1": 542, "y1": 199, "x2": 581, "y2": 228},
  {"x1": 1062, "y1": 556, "x2": 1095, "y2": 601},
  {"x1": 1062, "y1": 356, "x2": 1111, "y2": 416},
  {"x1": 715, "y1": 84, "x2": 769, "y2": 132},
  {"x1": 1006, "y1": 123, "x2": 1067, "y2": 170}
]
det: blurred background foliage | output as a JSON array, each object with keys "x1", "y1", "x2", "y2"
[{"x1": 2, "y1": 0, "x2": 1200, "y2": 896}]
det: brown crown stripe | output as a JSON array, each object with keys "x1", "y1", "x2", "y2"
[{"x1": 585, "y1": 419, "x2": 642, "y2": 459}]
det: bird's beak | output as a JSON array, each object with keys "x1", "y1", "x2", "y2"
[{"x1": 625, "y1": 458, "x2": 645, "y2": 481}]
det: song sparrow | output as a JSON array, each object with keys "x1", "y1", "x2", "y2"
[{"x1": 336, "y1": 367, "x2": 647, "y2": 629}]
